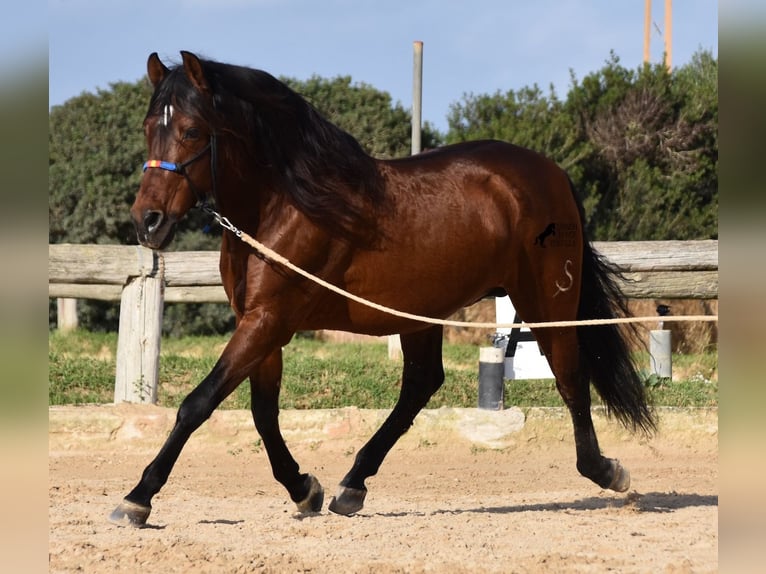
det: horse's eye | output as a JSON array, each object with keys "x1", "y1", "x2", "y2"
[{"x1": 183, "y1": 128, "x2": 200, "y2": 140}]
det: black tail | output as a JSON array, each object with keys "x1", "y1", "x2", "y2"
[{"x1": 572, "y1": 184, "x2": 656, "y2": 434}]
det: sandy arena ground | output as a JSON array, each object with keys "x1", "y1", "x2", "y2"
[{"x1": 49, "y1": 405, "x2": 717, "y2": 573}]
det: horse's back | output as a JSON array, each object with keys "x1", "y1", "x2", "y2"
[
  {"x1": 385, "y1": 139, "x2": 573, "y2": 215},
  {"x1": 380, "y1": 139, "x2": 578, "y2": 254}
]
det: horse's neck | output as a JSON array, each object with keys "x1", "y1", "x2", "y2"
[{"x1": 214, "y1": 170, "x2": 271, "y2": 233}]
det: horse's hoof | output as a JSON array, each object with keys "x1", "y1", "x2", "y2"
[
  {"x1": 607, "y1": 459, "x2": 631, "y2": 492},
  {"x1": 108, "y1": 499, "x2": 151, "y2": 527},
  {"x1": 328, "y1": 485, "x2": 367, "y2": 516},
  {"x1": 295, "y1": 474, "x2": 324, "y2": 514}
]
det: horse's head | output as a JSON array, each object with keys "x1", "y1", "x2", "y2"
[{"x1": 131, "y1": 51, "x2": 216, "y2": 249}]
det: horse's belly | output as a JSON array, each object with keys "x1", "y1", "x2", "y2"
[{"x1": 299, "y1": 246, "x2": 503, "y2": 335}]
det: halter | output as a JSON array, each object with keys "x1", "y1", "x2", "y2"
[{"x1": 142, "y1": 134, "x2": 219, "y2": 207}]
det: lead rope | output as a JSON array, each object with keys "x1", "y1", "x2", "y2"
[{"x1": 199, "y1": 204, "x2": 718, "y2": 330}]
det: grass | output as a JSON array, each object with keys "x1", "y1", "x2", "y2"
[
  {"x1": 49, "y1": 331, "x2": 118, "y2": 404},
  {"x1": 49, "y1": 330, "x2": 718, "y2": 409}
]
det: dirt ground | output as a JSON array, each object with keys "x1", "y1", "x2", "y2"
[{"x1": 49, "y1": 405, "x2": 718, "y2": 573}]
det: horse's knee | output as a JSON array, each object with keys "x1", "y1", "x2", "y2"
[{"x1": 176, "y1": 392, "x2": 214, "y2": 431}]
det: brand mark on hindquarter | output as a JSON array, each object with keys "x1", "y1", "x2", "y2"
[
  {"x1": 534, "y1": 222, "x2": 579, "y2": 249},
  {"x1": 534, "y1": 223, "x2": 556, "y2": 247}
]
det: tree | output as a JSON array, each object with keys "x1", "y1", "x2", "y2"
[
  {"x1": 49, "y1": 81, "x2": 151, "y2": 245},
  {"x1": 570, "y1": 52, "x2": 718, "y2": 239},
  {"x1": 446, "y1": 85, "x2": 587, "y2": 180},
  {"x1": 446, "y1": 50, "x2": 717, "y2": 241}
]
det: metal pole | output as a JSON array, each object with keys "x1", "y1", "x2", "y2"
[
  {"x1": 478, "y1": 347, "x2": 505, "y2": 410},
  {"x1": 649, "y1": 330, "x2": 672, "y2": 378},
  {"x1": 650, "y1": 304, "x2": 672, "y2": 378}
]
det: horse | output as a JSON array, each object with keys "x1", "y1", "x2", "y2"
[{"x1": 109, "y1": 51, "x2": 654, "y2": 526}]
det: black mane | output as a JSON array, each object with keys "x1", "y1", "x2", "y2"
[{"x1": 150, "y1": 57, "x2": 388, "y2": 243}]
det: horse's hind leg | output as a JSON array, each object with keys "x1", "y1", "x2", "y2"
[
  {"x1": 533, "y1": 325, "x2": 631, "y2": 492},
  {"x1": 249, "y1": 349, "x2": 324, "y2": 513},
  {"x1": 329, "y1": 325, "x2": 445, "y2": 515}
]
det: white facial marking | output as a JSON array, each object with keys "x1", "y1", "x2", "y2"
[{"x1": 160, "y1": 104, "x2": 174, "y2": 127}]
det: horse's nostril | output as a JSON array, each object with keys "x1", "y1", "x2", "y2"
[{"x1": 144, "y1": 210, "x2": 164, "y2": 233}]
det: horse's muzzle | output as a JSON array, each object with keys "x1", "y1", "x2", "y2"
[{"x1": 133, "y1": 208, "x2": 177, "y2": 250}]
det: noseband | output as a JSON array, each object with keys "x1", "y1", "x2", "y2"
[{"x1": 142, "y1": 134, "x2": 219, "y2": 207}]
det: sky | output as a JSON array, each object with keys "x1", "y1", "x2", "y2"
[{"x1": 46, "y1": 1, "x2": 718, "y2": 133}]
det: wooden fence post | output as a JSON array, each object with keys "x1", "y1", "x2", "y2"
[
  {"x1": 56, "y1": 298, "x2": 78, "y2": 331},
  {"x1": 114, "y1": 248, "x2": 164, "y2": 404}
]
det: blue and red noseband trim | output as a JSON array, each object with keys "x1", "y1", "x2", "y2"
[
  {"x1": 141, "y1": 139, "x2": 216, "y2": 206},
  {"x1": 143, "y1": 159, "x2": 182, "y2": 173},
  {"x1": 142, "y1": 140, "x2": 212, "y2": 174}
]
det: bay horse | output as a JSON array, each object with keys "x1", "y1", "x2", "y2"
[{"x1": 110, "y1": 51, "x2": 654, "y2": 526}]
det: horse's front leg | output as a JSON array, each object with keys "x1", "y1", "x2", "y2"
[
  {"x1": 108, "y1": 316, "x2": 283, "y2": 527},
  {"x1": 249, "y1": 349, "x2": 324, "y2": 513}
]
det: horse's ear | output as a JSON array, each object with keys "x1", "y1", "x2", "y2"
[
  {"x1": 147, "y1": 52, "x2": 169, "y2": 88},
  {"x1": 180, "y1": 51, "x2": 211, "y2": 96}
]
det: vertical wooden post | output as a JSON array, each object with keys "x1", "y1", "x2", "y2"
[
  {"x1": 114, "y1": 247, "x2": 164, "y2": 404},
  {"x1": 56, "y1": 298, "x2": 78, "y2": 332},
  {"x1": 664, "y1": 0, "x2": 673, "y2": 71},
  {"x1": 411, "y1": 40, "x2": 423, "y2": 155},
  {"x1": 643, "y1": 0, "x2": 652, "y2": 64},
  {"x1": 389, "y1": 40, "x2": 424, "y2": 361}
]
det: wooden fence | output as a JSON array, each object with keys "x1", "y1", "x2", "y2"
[{"x1": 48, "y1": 240, "x2": 718, "y2": 403}]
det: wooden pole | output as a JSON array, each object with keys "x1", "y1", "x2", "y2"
[
  {"x1": 664, "y1": 0, "x2": 673, "y2": 71},
  {"x1": 389, "y1": 40, "x2": 424, "y2": 360},
  {"x1": 643, "y1": 0, "x2": 652, "y2": 64},
  {"x1": 411, "y1": 40, "x2": 423, "y2": 155},
  {"x1": 56, "y1": 298, "x2": 78, "y2": 332},
  {"x1": 114, "y1": 247, "x2": 164, "y2": 404}
]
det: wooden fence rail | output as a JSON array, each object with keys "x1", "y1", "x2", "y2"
[{"x1": 49, "y1": 240, "x2": 718, "y2": 403}]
